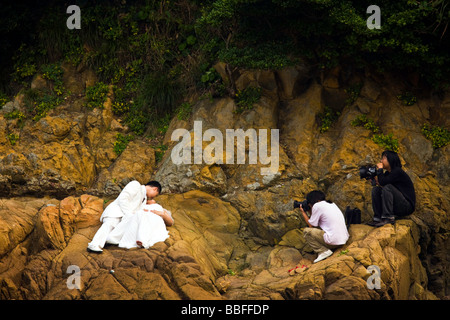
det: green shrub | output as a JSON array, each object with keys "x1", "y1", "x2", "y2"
[
  {"x1": 86, "y1": 82, "x2": 109, "y2": 109},
  {"x1": 7, "y1": 133, "x2": 19, "y2": 146},
  {"x1": 14, "y1": 63, "x2": 37, "y2": 81},
  {"x1": 176, "y1": 102, "x2": 193, "y2": 121},
  {"x1": 36, "y1": 96, "x2": 61, "y2": 120},
  {"x1": 18, "y1": 88, "x2": 63, "y2": 121},
  {"x1": 345, "y1": 83, "x2": 363, "y2": 106},
  {"x1": 41, "y1": 63, "x2": 65, "y2": 96},
  {"x1": 112, "y1": 99, "x2": 130, "y2": 115},
  {"x1": 372, "y1": 133, "x2": 399, "y2": 152},
  {"x1": 351, "y1": 114, "x2": 398, "y2": 151},
  {"x1": 318, "y1": 106, "x2": 340, "y2": 133},
  {"x1": 217, "y1": 43, "x2": 297, "y2": 70},
  {"x1": 113, "y1": 133, "x2": 133, "y2": 156},
  {"x1": 0, "y1": 91, "x2": 9, "y2": 107},
  {"x1": 199, "y1": 66, "x2": 226, "y2": 97},
  {"x1": 123, "y1": 72, "x2": 181, "y2": 136},
  {"x1": 421, "y1": 124, "x2": 450, "y2": 149},
  {"x1": 153, "y1": 143, "x2": 168, "y2": 163},
  {"x1": 155, "y1": 113, "x2": 172, "y2": 135},
  {"x1": 200, "y1": 68, "x2": 220, "y2": 84},
  {"x1": 198, "y1": 0, "x2": 450, "y2": 88},
  {"x1": 4, "y1": 110, "x2": 26, "y2": 122},
  {"x1": 111, "y1": 86, "x2": 130, "y2": 115},
  {"x1": 4, "y1": 109, "x2": 26, "y2": 128},
  {"x1": 11, "y1": 44, "x2": 37, "y2": 83},
  {"x1": 397, "y1": 92, "x2": 417, "y2": 106},
  {"x1": 234, "y1": 86, "x2": 262, "y2": 113},
  {"x1": 125, "y1": 109, "x2": 148, "y2": 136},
  {"x1": 351, "y1": 115, "x2": 380, "y2": 133},
  {"x1": 137, "y1": 73, "x2": 181, "y2": 116}
]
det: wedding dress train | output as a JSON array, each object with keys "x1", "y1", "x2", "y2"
[{"x1": 115, "y1": 203, "x2": 170, "y2": 249}]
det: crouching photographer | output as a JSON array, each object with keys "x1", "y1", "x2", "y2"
[
  {"x1": 295, "y1": 191, "x2": 349, "y2": 263},
  {"x1": 365, "y1": 150, "x2": 416, "y2": 227}
]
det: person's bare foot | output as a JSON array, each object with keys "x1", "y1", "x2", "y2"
[{"x1": 136, "y1": 241, "x2": 143, "y2": 248}]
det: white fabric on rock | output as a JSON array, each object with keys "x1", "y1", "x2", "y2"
[{"x1": 116, "y1": 203, "x2": 170, "y2": 249}]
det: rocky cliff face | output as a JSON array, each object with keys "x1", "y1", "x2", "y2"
[
  {"x1": 0, "y1": 63, "x2": 449, "y2": 299},
  {"x1": 0, "y1": 192, "x2": 439, "y2": 300}
]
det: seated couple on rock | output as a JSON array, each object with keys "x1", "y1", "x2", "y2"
[
  {"x1": 87, "y1": 180, "x2": 173, "y2": 253},
  {"x1": 298, "y1": 150, "x2": 416, "y2": 263}
]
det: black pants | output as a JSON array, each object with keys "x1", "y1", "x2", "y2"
[{"x1": 371, "y1": 184, "x2": 413, "y2": 221}]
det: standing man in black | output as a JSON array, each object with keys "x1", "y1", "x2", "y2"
[{"x1": 368, "y1": 150, "x2": 416, "y2": 227}]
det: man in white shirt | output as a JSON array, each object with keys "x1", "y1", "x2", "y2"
[
  {"x1": 87, "y1": 180, "x2": 162, "y2": 253},
  {"x1": 298, "y1": 190, "x2": 349, "y2": 263}
]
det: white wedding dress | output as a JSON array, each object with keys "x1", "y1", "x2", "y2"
[{"x1": 117, "y1": 203, "x2": 171, "y2": 249}]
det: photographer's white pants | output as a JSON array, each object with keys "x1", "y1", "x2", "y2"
[{"x1": 88, "y1": 217, "x2": 121, "y2": 249}]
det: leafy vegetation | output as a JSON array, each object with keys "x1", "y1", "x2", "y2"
[
  {"x1": 23, "y1": 90, "x2": 64, "y2": 121},
  {"x1": 41, "y1": 63, "x2": 65, "y2": 96},
  {"x1": 351, "y1": 115, "x2": 380, "y2": 134},
  {"x1": 7, "y1": 133, "x2": 19, "y2": 146},
  {"x1": 153, "y1": 143, "x2": 169, "y2": 163},
  {"x1": 198, "y1": 0, "x2": 450, "y2": 88},
  {"x1": 0, "y1": 91, "x2": 8, "y2": 107},
  {"x1": 318, "y1": 106, "x2": 341, "y2": 133},
  {"x1": 176, "y1": 102, "x2": 193, "y2": 121},
  {"x1": 4, "y1": 110, "x2": 26, "y2": 127},
  {"x1": 113, "y1": 133, "x2": 133, "y2": 156},
  {"x1": 217, "y1": 42, "x2": 298, "y2": 70},
  {"x1": 372, "y1": 133, "x2": 400, "y2": 152},
  {"x1": 234, "y1": 86, "x2": 262, "y2": 113},
  {"x1": 86, "y1": 82, "x2": 110, "y2": 109},
  {"x1": 397, "y1": 91, "x2": 417, "y2": 106},
  {"x1": 345, "y1": 83, "x2": 363, "y2": 106},
  {"x1": 111, "y1": 86, "x2": 130, "y2": 115},
  {"x1": 351, "y1": 115, "x2": 399, "y2": 152},
  {"x1": 421, "y1": 124, "x2": 450, "y2": 149},
  {"x1": 1, "y1": 0, "x2": 449, "y2": 142}
]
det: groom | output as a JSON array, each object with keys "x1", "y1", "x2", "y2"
[{"x1": 87, "y1": 180, "x2": 162, "y2": 253}]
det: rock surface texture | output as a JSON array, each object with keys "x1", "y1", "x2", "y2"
[
  {"x1": 0, "y1": 64, "x2": 449, "y2": 299},
  {"x1": 0, "y1": 193, "x2": 438, "y2": 300}
]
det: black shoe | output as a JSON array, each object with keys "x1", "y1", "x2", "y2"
[
  {"x1": 366, "y1": 220, "x2": 380, "y2": 227},
  {"x1": 373, "y1": 219, "x2": 395, "y2": 227}
]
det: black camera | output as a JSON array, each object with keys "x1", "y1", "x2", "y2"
[
  {"x1": 293, "y1": 200, "x2": 310, "y2": 211},
  {"x1": 359, "y1": 165, "x2": 377, "y2": 180}
]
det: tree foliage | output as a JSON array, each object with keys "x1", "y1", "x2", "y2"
[
  {"x1": 198, "y1": 0, "x2": 450, "y2": 87},
  {"x1": 1, "y1": 0, "x2": 449, "y2": 138}
]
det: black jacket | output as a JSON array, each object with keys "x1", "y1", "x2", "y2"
[{"x1": 376, "y1": 167, "x2": 416, "y2": 210}]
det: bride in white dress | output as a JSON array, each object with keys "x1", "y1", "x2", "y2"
[{"x1": 117, "y1": 200, "x2": 174, "y2": 249}]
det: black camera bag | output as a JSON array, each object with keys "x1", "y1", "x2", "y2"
[{"x1": 345, "y1": 206, "x2": 361, "y2": 225}]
